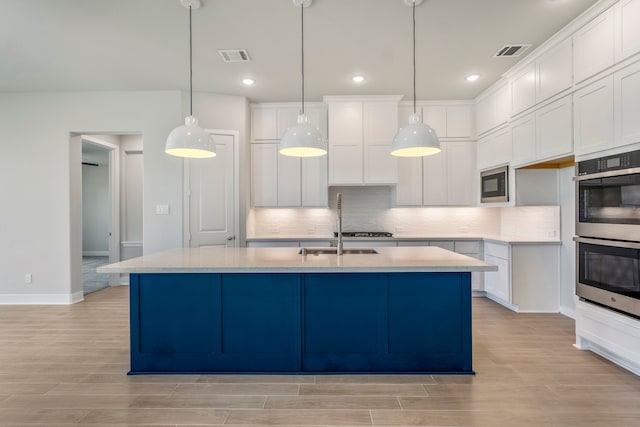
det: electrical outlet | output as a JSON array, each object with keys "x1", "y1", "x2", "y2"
[{"x1": 25, "y1": 273, "x2": 32, "y2": 284}]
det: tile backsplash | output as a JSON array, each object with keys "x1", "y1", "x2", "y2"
[{"x1": 247, "y1": 186, "x2": 559, "y2": 239}]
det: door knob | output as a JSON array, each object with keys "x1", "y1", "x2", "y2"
[{"x1": 227, "y1": 236, "x2": 236, "y2": 241}]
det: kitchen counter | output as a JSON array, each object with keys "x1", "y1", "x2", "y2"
[
  {"x1": 99, "y1": 246, "x2": 494, "y2": 375},
  {"x1": 97, "y1": 246, "x2": 497, "y2": 274},
  {"x1": 245, "y1": 235, "x2": 561, "y2": 245}
]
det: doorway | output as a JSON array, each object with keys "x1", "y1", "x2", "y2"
[
  {"x1": 81, "y1": 141, "x2": 111, "y2": 294},
  {"x1": 72, "y1": 133, "x2": 144, "y2": 298}
]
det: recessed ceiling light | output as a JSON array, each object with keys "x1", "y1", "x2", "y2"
[
  {"x1": 242, "y1": 78, "x2": 255, "y2": 86},
  {"x1": 352, "y1": 75, "x2": 366, "y2": 83},
  {"x1": 465, "y1": 74, "x2": 480, "y2": 82}
]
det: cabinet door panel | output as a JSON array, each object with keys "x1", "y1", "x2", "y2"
[
  {"x1": 251, "y1": 109, "x2": 278, "y2": 141},
  {"x1": 493, "y1": 128, "x2": 512, "y2": 167},
  {"x1": 485, "y1": 255, "x2": 510, "y2": 302},
  {"x1": 329, "y1": 145, "x2": 362, "y2": 184},
  {"x1": 535, "y1": 96, "x2": 572, "y2": 160},
  {"x1": 422, "y1": 149, "x2": 447, "y2": 205},
  {"x1": 615, "y1": 61, "x2": 640, "y2": 147},
  {"x1": 396, "y1": 157, "x2": 423, "y2": 206},
  {"x1": 511, "y1": 64, "x2": 537, "y2": 115},
  {"x1": 329, "y1": 102, "x2": 363, "y2": 142},
  {"x1": 251, "y1": 144, "x2": 278, "y2": 207},
  {"x1": 511, "y1": 114, "x2": 536, "y2": 166},
  {"x1": 276, "y1": 108, "x2": 300, "y2": 140},
  {"x1": 365, "y1": 144, "x2": 397, "y2": 184},
  {"x1": 537, "y1": 38, "x2": 573, "y2": 102},
  {"x1": 446, "y1": 105, "x2": 472, "y2": 138},
  {"x1": 422, "y1": 106, "x2": 446, "y2": 137},
  {"x1": 302, "y1": 155, "x2": 328, "y2": 207},
  {"x1": 573, "y1": 8, "x2": 614, "y2": 83},
  {"x1": 615, "y1": 0, "x2": 640, "y2": 61},
  {"x1": 277, "y1": 153, "x2": 301, "y2": 206},
  {"x1": 574, "y1": 76, "x2": 615, "y2": 156},
  {"x1": 446, "y1": 141, "x2": 474, "y2": 206}
]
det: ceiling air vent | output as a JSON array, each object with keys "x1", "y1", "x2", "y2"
[
  {"x1": 218, "y1": 49, "x2": 251, "y2": 63},
  {"x1": 493, "y1": 44, "x2": 531, "y2": 58}
]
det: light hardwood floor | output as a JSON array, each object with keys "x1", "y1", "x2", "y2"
[{"x1": 0, "y1": 285, "x2": 638, "y2": 426}]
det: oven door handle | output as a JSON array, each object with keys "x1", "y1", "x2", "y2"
[
  {"x1": 573, "y1": 166, "x2": 640, "y2": 181},
  {"x1": 573, "y1": 236, "x2": 640, "y2": 249}
]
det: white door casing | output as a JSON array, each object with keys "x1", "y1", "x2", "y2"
[{"x1": 184, "y1": 130, "x2": 239, "y2": 248}]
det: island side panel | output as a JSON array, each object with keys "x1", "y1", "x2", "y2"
[
  {"x1": 129, "y1": 273, "x2": 301, "y2": 373},
  {"x1": 387, "y1": 272, "x2": 472, "y2": 373},
  {"x1": 302, "y1": 272, "x2": 472, "y2": 373}
]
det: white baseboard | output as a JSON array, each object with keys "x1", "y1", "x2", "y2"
[
  {"x1": 83, "y1": 251, "x2": 109, "y2": 256},
  {"x1": 575, "y1": 338, "x2": 640, "y2": 376},
  {"x1": 0, "y1": 292, "x2": 85, "y2": 305},
  {"x1": 485, "y1": 293, "x2": 520, "y2": 312},
  {"x1": 560, "y1": 305, "x2": 577, "y2": 319},
  {"x1": 472, "y1": 290, "x2": 487, "y2": 298}
]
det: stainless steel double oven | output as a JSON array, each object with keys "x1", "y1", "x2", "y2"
[{"x1": 574, "y1": 149, "x2": 640, "y2": 318}]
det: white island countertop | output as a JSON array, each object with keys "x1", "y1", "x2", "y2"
[{"x1": 97, "y1": 246, "x2": 497, "y2": 274}]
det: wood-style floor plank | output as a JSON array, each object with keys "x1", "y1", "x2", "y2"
[{"x1": 0, "y1": 285, "x2": 638, "y2": 426}]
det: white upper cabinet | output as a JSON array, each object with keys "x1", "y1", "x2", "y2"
[
  {"x1": 614, "y1": 60, "x2": 640, "y2": 148},
  {"x1": 537, "y1": 38, "x2": 573, "y2": 102},
  {"x1": 422, "y1": 106, "x2": 446, "y2": 137},
  {"x1": 574, "y1": 76, "x2": 615, "y2": 156},
  {"x1": 510, "y1": 63, "x2": 537, "y2": 116},
  {"x1": 250, "y1": 103, "x2": 328, "y2": 207},
  {"x1": 363, "y1": 102, "x2": 398, "y2": 184},
  {"x1": 251, "y1": 144, "x2": 278, "y2": 207},
  {"x1": 535, "y1": 95, "x2": 573, "y2": 161},
  {"x1": 615, "y1": 0, "x2": 640, "y2": 62},
  {"x1": 478, "y1": 127, "x2": 511, "y2": 171},
  {"x1": 446, "y1": 105, "x2": 473, "y2": 138},
  {"x1": 251, "y1": 108, "x2": 278, "y2": 141},
  {"x1": 396, "y1": 142, "x2": 475, "y2": 207},
  {"x1": 511, "y1": 113, "x2": 536, "y2": 167},
  {"x1": 326, "y1": 96, "x2": 400, "y2": 186},
  {"x1": 476, "y1": 82, "x2": 510, "y2": 136},
  {"x1": 251, "y1": 104, "x2": 327, "y2": 142},
  {"x1": 573, "y1": 8, "x2": 615, "y2": 84}
]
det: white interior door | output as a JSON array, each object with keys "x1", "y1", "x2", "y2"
[{"x1": 186, "y1": 132, "x2": 237, "y2": 248}]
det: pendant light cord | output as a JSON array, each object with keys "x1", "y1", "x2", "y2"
[
  {"x1": 412, "y1": 2, "x2": 416, "y2": 115},
  {"x1": 301, "y1": 3, "x2": 305, "y2": 115},
  {"x1": 189, "y1": 4, "x2": 193, "y2": 116}
]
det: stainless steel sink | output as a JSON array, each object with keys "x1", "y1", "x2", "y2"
[{"x1": 299, "y1": 248, "x2": 378, "y2": 256}]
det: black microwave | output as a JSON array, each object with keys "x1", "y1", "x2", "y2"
[{"x1": 481, "y1": 166, "x2": 509, "y2": 203}]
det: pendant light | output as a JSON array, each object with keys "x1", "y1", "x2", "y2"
[
  {"x1": 279, "y1": 0, "x2": 327, "y2": 157},
  {"x1": 391, "y1": 0, "x2": 441, "y2": 157},
  {"x1": 165, "y1": 0, "x2": 216, "y2": 159}
]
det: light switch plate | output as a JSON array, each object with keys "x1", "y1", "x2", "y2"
[{"x1": 155, "y1": 205, "x2": 170, "y2": 215}]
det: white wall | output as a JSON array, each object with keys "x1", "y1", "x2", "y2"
[
  {"x1": 82, "y1": 164, "x2": 109, "y2": 254},
  {"x1": 0, "y1": 90, "x2": 248, "y2": 303}
]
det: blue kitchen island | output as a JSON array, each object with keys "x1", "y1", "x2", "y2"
[{"x1": 98, "y1": 246, "x2": 496, "y2": 375}]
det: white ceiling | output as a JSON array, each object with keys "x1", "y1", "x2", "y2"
[{"x1": 0, "y1": 0, "x2": 600, "y2": 102}]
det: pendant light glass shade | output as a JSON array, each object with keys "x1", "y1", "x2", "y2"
[
  {"x1": 391, "y1": 113, "x2": 440, "y2": 157},
  {"x1": 165, "y1": 115, "x2": 216, "y2": 158},
  {"x1": 280, "y1": 113, "x2": 327, "y2": 157},
  {"x1": 391, "y1": 0, "x2": 440, "y2": 157},
  {"x1": 165, "y1": 1, "x2": 216, "y2": 159},
  {"x1": 279, "y1": 0, "x2": 327, "y2": 157}
]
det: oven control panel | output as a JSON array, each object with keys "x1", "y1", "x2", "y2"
[{"x1": 578, "y1": 149, "x2": 640, "y2": 175}]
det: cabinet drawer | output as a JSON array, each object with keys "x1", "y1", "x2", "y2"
[
  {"x1": 485, "y1": 242, "x2": 509, "y2": 259},
  {"x1": 455, "y1": 241, "x2": 480, "y2": 254}
]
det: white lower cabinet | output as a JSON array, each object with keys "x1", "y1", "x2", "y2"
[
  {"x1": 484, "y1": 242, "x2": 560, "y2": 313},
  {"x1": 343, "y1": 240, "x2": 397, "y2": 248},
  {"x1": 397, "y1": 240, "x2": 482, "y2": 291}
]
